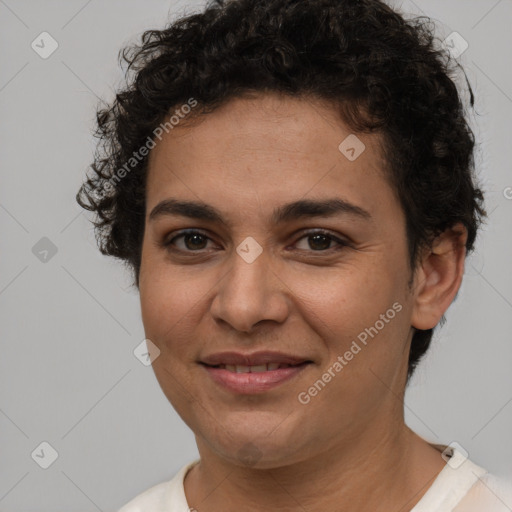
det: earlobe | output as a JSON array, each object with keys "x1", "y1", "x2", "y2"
[{"x1": 410, "y1": 223, "x2": 468, "y2": 331}]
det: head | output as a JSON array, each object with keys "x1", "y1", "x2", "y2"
[{"x1": 77, "y1": 0, "x2": 486, "y2": 467}]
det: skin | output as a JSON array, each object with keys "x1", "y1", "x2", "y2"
[{"x1": 139, "y1": 92, "x2": 468, "y2": 511}]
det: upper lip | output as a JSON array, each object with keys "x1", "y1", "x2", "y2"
[{"x1": 200, "y1": 351, "x2": 312, "y2": 367}]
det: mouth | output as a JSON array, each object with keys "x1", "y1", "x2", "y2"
[
  {"x1": 198, "y1": 352, "x2": 313, "y2": 394},
  {"x1": 199, "y1": 350, "x2": 312, "y2": 367},
  {"x1": 201, "y1": 362, "x2": 310, "y2": 373}
]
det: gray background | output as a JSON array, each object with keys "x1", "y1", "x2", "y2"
[{"x1": 0, "y1": 0, "x2": 511, "y2": 510}]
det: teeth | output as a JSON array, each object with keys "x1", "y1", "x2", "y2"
[
  {"x1": 250, "y1": 365, "x2": 268, "y2": 373},
  {"x1": 218, "y1": 363, "x2": 296, "y2": 373}
]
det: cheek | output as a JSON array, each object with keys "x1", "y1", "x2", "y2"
[
  {"x1": 295, "y1": 273, "x2": 408, "y2": 430},
  {"x1": 140, "y1": 277, "x2": 198, "y2": 347},
  {"x1": 139, "y1": 255, "x2": 220, "y2": 365},
  {"x1": 297, "y1": 262, "x2": 401, "y2": 338},
  {"x1": 139, "y1": 245, "x2": 189, "y2": 332},
  {"x1": 294, "y1": 261, "x2": 410, "y2": 396},
  {"x1": 138, "y1": 262, "x2": 207, "y2": 424}
]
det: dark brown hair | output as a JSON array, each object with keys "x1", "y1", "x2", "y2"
[{"x1": 76, "y1": 0, "x2": 487, "y2": 380}]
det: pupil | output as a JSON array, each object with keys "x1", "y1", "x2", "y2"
[
  {"x1": 309, "y1": 234, "x2": 330, "y2": 251},
  {"x1": 185, "y1": 233, "x2": 206, "y2": 250}
]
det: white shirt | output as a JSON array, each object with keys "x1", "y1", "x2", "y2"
[{"x1": 118, "y1": 446, "x2": 512, "y2": 512}]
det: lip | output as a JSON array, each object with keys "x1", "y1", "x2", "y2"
[
  {"x1": 201, "y1": 362, "x2": 311, "y2": 394},
  {"x1": 200, "y1": 351, "x2": 311, "y2": 367},
  {"x1": 199, "y1": 351, "x2": 313, "y2": 394}
]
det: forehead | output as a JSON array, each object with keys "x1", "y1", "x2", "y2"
[
  {"x1": 148, "y1": 93, "x2": 386, "y2": 169},
  {"x1": 145, "y1": 93, "x2": 397, "y2": 226}
]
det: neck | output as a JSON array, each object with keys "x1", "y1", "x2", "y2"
[{"x1": 184, "y1": 423, "x2": 445, "y2": 512}]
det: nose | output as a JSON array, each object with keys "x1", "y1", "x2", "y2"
[{"x1": 209, "y1": 245, "x2": 290, "y2": 333}]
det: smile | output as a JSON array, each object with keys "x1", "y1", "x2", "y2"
[
  {"x1": 200, "y1": 361, "x2": 312, "y2": 394},
  {"x1": 209, "y1": 363, "x2": 301, "y2": 373}
]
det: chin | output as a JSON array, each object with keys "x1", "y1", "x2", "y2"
[{"x1": 204, "y1": 426, "x2": 311, "y2": 469}]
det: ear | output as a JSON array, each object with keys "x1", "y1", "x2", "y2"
[{"x1": 410, "y1": 222, "x2": 468, "y2": 331}]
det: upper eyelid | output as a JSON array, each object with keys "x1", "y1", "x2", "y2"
[{"x1": 165, "y1": 228, "x2": 214, "y2": 244}]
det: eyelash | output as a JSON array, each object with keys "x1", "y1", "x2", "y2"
[{"x1": 162, "y1": 229, "x2": 351, "y2": 255}]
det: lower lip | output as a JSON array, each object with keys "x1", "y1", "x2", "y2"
[{"x1": 201, "y1": 363, "x2": 310, "y2": 394}]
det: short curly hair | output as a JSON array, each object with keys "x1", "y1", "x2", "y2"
[{"x1": 76, "y1": 0, "x2": 487, "y2": 380}]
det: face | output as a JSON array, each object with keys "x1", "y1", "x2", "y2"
[{"x1": 139, "y1": 93, "x2": 418, "y2": 468}]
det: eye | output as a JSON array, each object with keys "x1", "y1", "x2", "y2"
[
  {"x1": 163, "y1": 228, "x2": 350, "y2": 254},
  {"x1": 163, "y1": 229, "x2": 215, "y2": 252},
  {"x1": 292, "y1": 230, "x2": 350, "y2": 252}
]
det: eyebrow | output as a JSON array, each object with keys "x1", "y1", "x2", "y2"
[{"x1": 149, "y1": 197, "x2": 372, "y2": 227}]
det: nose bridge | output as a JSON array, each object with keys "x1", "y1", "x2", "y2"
[{"x1": 211, "y1": 241, "x2": 288, "y2": 331}]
